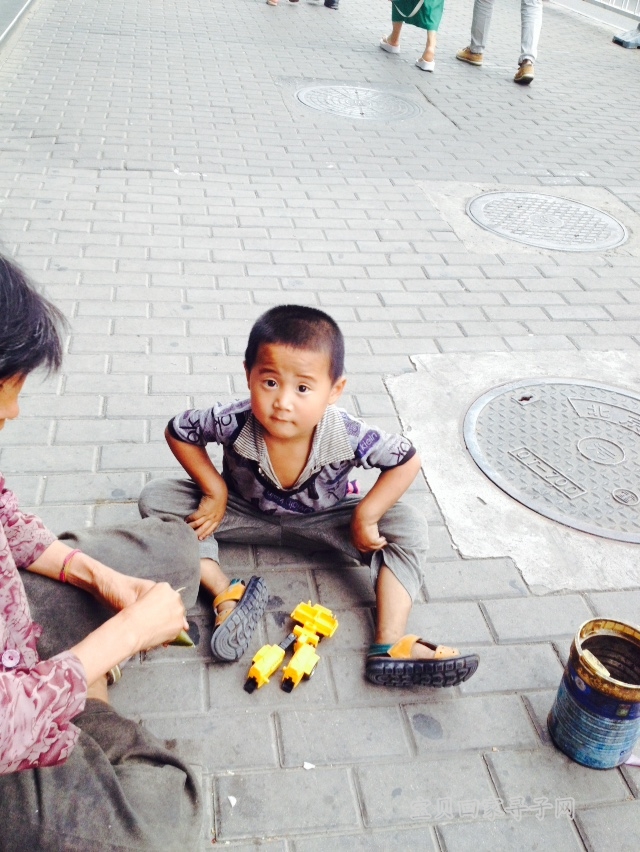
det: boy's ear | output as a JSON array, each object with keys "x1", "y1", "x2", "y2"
[
  {"x1": 244, "y1": 361, "x2": 250, "y2": 387},
  {"x1": 328, "y1": 376, "x2": 347, "y2": 404}
]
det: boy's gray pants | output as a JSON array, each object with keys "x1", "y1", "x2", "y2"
[{"x1": 139, "y1": 478, "x2": 429, "y2": 601}]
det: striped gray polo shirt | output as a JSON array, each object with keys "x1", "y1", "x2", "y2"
[{"x1": 167, "y1": 399, "x2": 416, "y2": 515}]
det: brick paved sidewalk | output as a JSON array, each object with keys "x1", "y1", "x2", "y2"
[{"x1": 1, "y1": 0, "x2": 640, "y2": 847}]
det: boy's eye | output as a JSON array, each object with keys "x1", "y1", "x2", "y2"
[
  {"x1": 265, "y1": 379, "x2": 278, "y2": 388},
  {"x1": 297, "y1": 384, "x2": 310, "y2": 393}
]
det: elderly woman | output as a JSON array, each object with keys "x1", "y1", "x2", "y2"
[{"x1": 0, "y1": 257, "x2": 203, "y2": 851}]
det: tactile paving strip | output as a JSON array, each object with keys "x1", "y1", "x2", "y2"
[
  {"x1": 295, "y1": 86, "x2": 421, "y2": 121},
  {"x1": 467, "y1": 192, "x2": 627, "y2": 251},
  {"x1": 464, "y1": 379, "x2": 640, "y2": 542}
]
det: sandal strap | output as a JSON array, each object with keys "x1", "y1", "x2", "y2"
[
  {"x1": 389, "y1": 634, "x2": 423, "y2": 658},
  {"x1": 389, "y1": 633, "x2": 460, "y2": 660},
  {"x1": 373, "y1": 634, "x2": 461, "y2": 660},
  {"x1": 368, "y1": 642, "x2": 393, "y2": 657},
  {"x1": 213, "y1": 579, "x2": 245, "y2": 613}
]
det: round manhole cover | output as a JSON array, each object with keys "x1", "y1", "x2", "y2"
[
  {"x1": 467, "y1": 192, "x2": 627, "y2": 252},
  {"x1": 295, "y1": 86, "x2": 421, "y2": 121},
  {"x1": 463, "y1": 379, "x2": 640, "y2": 542}
]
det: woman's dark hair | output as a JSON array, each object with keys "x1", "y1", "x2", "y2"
[
  {"x1": 0, "y1": 255, "x2": 66, "y2": 382},
  {"x1": 245, "y1": 305, "x2": 345, "y2": 383}
]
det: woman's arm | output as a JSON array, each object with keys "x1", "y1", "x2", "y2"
[
  {"x1": 27, "y1": 541, "x2": 155, "y2": 611},
  {"x1": 0, "y1": 583, "x2": 187, "y2": 774}
]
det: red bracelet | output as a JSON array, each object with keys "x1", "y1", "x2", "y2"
[{"x1": 59, "y1": 549, "x2": 81, "y2": 583}]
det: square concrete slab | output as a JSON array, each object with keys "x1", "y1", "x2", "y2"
[
  {"x1": 576, "y1": 801, "x2": 640, "y2": 852},
  {"x1": 215, "y1": 768, "x2": 359, "y2": 840},
  {"x1": 387, "y1": 352, "x2": 640, "y2": 593},
  {"x1": 482, "y1": 595, "x2": 593, "y2": 643},
  {"x1": 458, "y1": 644, "x2": 564, "y2": 695},
  {"x1": 293, "y1": 826, "x2": 438, "y2": 851},
  {"x1": 278, "y1": 705, "x2": 410, "y2": 766},
  {"x1": 405, "y1": 694, "x2": 538, "y2": 752},
  {"x1": 424, "y1": 558, "x2": 528, "y2": 602},
  {"x1": 143, "y1": 711, "x2": 277, "y2": 771},
  {"x1": 437, "y1": 813, "x2": 583, "y2": 851},
  {"x1": 356, "y1": 756, "x2": 494, "y2": 826},
  {"x1": 487, "y1": 749, "x2": 629, "y2": 807},
  {"x1": 587, "y1": 590, "x2": 640, "y2": 628}
]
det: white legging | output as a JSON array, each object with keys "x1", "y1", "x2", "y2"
[{"x1": 470, "y1": 0, "x2": 543, "y2": 63}]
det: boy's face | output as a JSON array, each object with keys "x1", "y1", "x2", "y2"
[{"x1": 245, "y1": 343, "x2": 345, "y2": 443}]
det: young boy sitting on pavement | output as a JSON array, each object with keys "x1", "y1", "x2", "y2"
[{"x1": 139, "y1": 305, "x2": 478, "y2": 687}]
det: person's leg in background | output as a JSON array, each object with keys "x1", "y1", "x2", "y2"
[{"x1": 515, "y1": 0, "x2": 542, "y2": 83}]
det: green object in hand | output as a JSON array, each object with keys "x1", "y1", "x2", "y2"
[{"x1": 170, "y1": 629, "x2": 195, "y2": 647}]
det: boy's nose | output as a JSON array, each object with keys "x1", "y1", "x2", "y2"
[{"x1": 274, "y1": 390, "x2": 293, "y2": 409}]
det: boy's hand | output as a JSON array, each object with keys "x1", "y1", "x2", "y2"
[
  {"x1": 351, "y1": 513, "x2": 387, "y2": 553},
  {"x1": 187, "y1": 493, "x2": 227, "y2": 540}
]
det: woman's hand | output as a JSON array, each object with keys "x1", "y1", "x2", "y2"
[
  {"x1": 187, "y1": 492, "x2": 228, "y2": 540},
  {"x1": 121, "y1": 582, "x2": 189, "y2": 652},
  {"x1": 71, "y1": 582, "x2": 189, "y2": 684}
]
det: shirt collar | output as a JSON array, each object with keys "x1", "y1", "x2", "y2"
[{"x1": 233, "y1": 405, "x2": 354, "y2": 490}]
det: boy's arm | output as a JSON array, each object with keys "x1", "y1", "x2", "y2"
[
  {"x1": 165, "y1": 427, "x2": 228, "y2": 540},
  {"x1": 350, "y1": 452, "x2": 422, "y2": 552}
]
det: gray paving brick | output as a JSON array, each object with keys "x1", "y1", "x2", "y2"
[
  {"x1": 483, "y1": 596, "x2": 594, "y2": 642},
  {"x1": 506, "y1": 335, "x2": 578, "y2": 351},
  {"x1": 459, "y1": 644, "x2": 564, "y2": 695},
  {"x1": 487, "y1": 749, "x2": 629, "y2": 808},
  {"x1": 408, "y1": 602, "x2": 494, "y2": 646},
  {"x1": 110, "y1": 660, "x2": 205, "y2": 716},
  {"x1": 406, "y1": 694, "x2": 538, "y2": 752},
  {"x1": 278, "y1": 705, "x2": 409, "y2": 766},
  {"x1": 424, "y1": 558, "x2": 528, "y2": 601},
  {"x1": 0, "y1": 419, "x2": 52, "y2": 446},
  {"x1": 438, "y1": 337, "x2": 510, "y2": 353},
  {"x1": 587, "y1": 590, "x2": 640, "y2": 627},
  {"x1": 437, "y1": 814, "x2": 582, "y2": 852},
  {"x1": 357, "y1": 756, "x2": 494, "y2": 826},
  {"x1": 142, "y1": 711, "x2": 277, "y2": 772},
  {"x1": 294, "y1": 827, "x2": 437, "y2": 852},
  {"x1": 42, "y1": 472, "x2": 144, "y2": 504},
  {"x1": 0, "y1": 445, "x2": 95, "y2": 473},
  {"x1": 53, "y1": 420, "x2": 145, "y2": 444},
  {"x1": 576, "y1": 802, "x2": 640, "y2": 852},
  {"x1": 215, "y1": 768, "x2": 358, "y2": 839}
]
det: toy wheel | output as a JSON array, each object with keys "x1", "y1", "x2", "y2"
[{"x1": 303, "y1": 662, "x2": 318, "y2": 680}]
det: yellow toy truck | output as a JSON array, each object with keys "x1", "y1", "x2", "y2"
[{"x1": 244, "y1": 602, "x2": 338, "y2": 694}]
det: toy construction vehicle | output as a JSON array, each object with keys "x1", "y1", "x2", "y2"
[{"x1": 244, "y1": 602, "x2": 338, "y2": 694}]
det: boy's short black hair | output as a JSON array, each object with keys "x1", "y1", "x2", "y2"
[
  {"x1": 245, "y1": 305, "x2": 344, "y2": 383},
  {"x1": 0, "y1": 255, "x2": 66, "y2": 382}
]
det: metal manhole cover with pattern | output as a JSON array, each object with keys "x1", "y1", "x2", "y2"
[
  {"x1": 463, "y1": 379, "x2": 640, "y2": 542},
  {"x1": 295, "y1": 86, "x2": 421, "y2": 121},
  {"x1": 467, "y1": 192, "x2": 627, "y2": 252}
]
